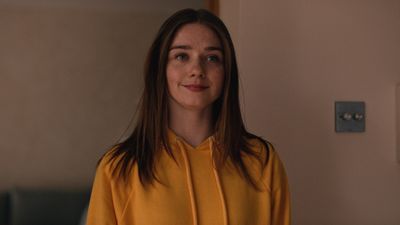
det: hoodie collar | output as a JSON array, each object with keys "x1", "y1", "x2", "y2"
[{"x1": 167, "y1": 128, "x2": 215, "y2": 151}]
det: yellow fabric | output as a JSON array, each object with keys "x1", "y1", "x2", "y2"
[{"x1": 86, "y1": 130, "x2": 291, "y2": 225}]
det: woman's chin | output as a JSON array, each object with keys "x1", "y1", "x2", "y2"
[{"x1": 179, "y1": 102, "x2": 213, "y2": 112}]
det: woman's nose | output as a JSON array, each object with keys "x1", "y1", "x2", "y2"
[{"x1": 189, "y1": 58, "x2": 205, "y2": 78}]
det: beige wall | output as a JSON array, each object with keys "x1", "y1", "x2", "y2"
[
  {"x1": 0, "y1": 1, "x2": 203, "y2": 191},
  {"x1": 2, "y1": 1, "x2": 400, "y2": 224},
  {"x1": 221, "y1": 0, "x2": 400, "y2": 225}
]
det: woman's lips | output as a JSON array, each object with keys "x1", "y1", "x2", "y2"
[{"x1": 182, "y1": 84, "x2": 209, "y2": 92}]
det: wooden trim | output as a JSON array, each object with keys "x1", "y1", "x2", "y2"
[
  {"x1": 397, "y1": 84, "x2": 400, "y2": 162},
  {"x1": 205, "y1": 0, "x2": 219, "y2": 16}
]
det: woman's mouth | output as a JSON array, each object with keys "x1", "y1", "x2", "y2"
[{"x1": 182, "y1": 84, "x2": 209, "y2": 92}]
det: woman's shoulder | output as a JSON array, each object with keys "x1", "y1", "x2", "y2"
[
  {"x1": 245, "y1": 136, "x2": 288, "y2": 190},
  {"x1": 96, "y1": 144, "x2": 125, "y2": 180},
  {"x1": 244, "y1": 135, "x2": 287, "y2": 174},
  {"x1": 245, "y1": 135, "x2": 276, "y2": 157}
]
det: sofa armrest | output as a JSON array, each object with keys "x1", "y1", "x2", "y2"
[
  {"x1": 10, "y1": 188, "x2": 90, "y2": 225},
  {"x1": 0, "y1": 192, "x2": 9, "y2": 225}
]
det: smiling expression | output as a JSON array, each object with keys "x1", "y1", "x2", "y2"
[{"x1": 166, "y1": 23, "x2": 225, "y2": 112}]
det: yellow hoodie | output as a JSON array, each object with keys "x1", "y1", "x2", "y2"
[{"x1": 86, "y1": 130, "x2": 290, "y2": 225}]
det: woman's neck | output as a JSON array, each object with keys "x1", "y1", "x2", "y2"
[{"x1": 168, "y1": 104, "x2": 213, "y2": 148}]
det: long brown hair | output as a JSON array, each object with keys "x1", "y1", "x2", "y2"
[{"x1": 107, "y1": 8, "x2": 271, "y2": 189}]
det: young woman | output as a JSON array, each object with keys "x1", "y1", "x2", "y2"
[{"x1": 86, "y1": 8, "x2": 290, "y2": 225}]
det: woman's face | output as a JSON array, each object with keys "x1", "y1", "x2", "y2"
[{"x1": 166, "y1": 23, "x2": 224, "y2": 112}]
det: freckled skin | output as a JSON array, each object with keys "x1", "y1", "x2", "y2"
[{"x1": 166, "y1": 23, "x2": 225, "y2": 112}]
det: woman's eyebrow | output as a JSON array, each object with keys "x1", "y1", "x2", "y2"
[
  {"x1": 169, "y1": 45, "x2": 222, "y2": 51},
  {"x1": 205, "y1": 46, "x2": 222, "y2": 51},
  {"x1": 169, "y1": 45, "x2": 191, "y2": 50}
]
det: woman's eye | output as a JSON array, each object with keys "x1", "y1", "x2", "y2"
[
  {"x1": 176, "y1": 54, "x2": 188, "y2": 61},
  {"x1": 207, "y1": 55, "x2": 221, "y2": 63}
]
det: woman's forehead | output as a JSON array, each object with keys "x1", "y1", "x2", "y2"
[{"x1": 170, "y1": 23, "x2": 222, "y2": 49}]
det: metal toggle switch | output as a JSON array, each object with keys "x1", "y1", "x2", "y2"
[{"x1": 335, "y1": 101, "x2": 366, "y2": 132}]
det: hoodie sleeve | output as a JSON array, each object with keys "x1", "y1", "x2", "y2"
[
  {"x1": 86, "y1": 157, "x2": 118, "y2": 225},
  {"x1": 270, "y1": 148, "x2": 291, "y2": 225}
]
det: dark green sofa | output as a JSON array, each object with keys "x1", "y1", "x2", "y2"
[{"x1": 0, "y1": 188, "x2": 90, "y2": 225}]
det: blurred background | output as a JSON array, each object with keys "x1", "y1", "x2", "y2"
[{"x1": 1, "y1": 0, "x2": 400, "y2": 225}]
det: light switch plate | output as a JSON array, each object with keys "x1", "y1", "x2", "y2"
[{"x1": 335, "y1": 101, "x2": 365, "y2": 132}]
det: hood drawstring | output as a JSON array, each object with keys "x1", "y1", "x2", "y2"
[
  {"x1": 209, "y1": 137, "x2": 229, "y2": 225},
  {"x1": 175, "y1": 136, "x2": 229, "y2": 225},
  {"x1": 176, "y1": 139, "x2": 198, "y2": 225}
]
